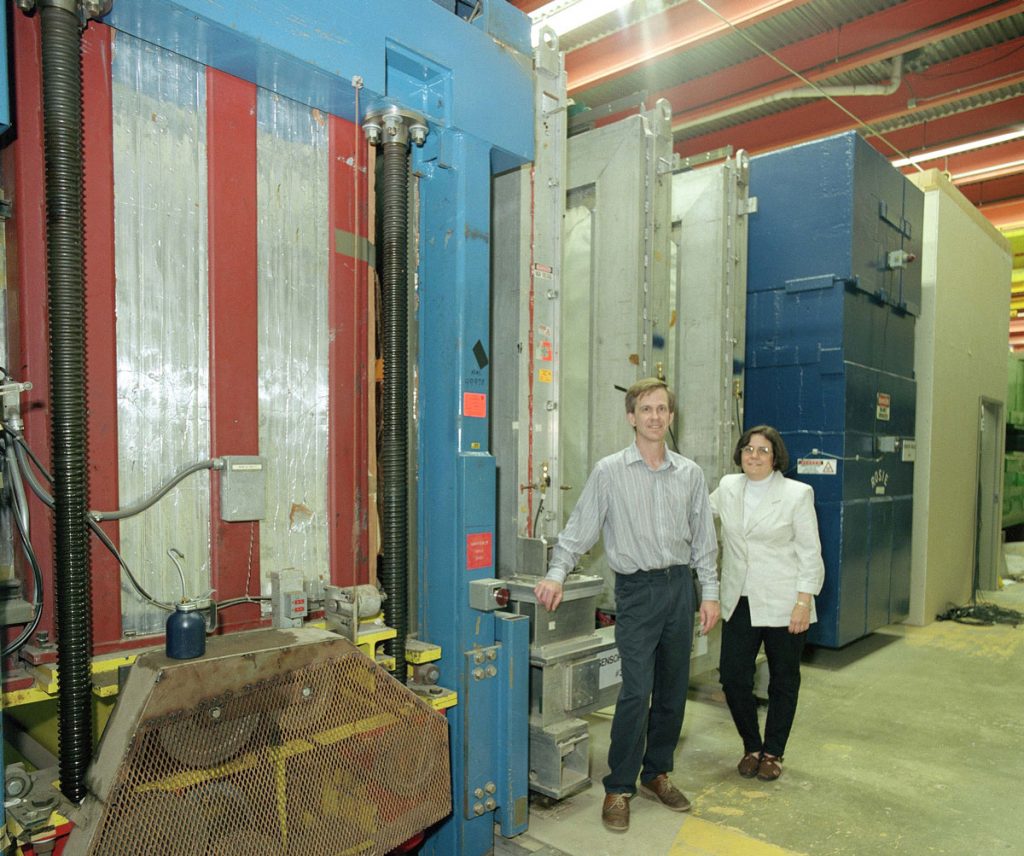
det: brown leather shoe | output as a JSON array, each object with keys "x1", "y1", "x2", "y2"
[
  {"x1": 638, "y1": 773, "x2": 691, "y2": 812},
  {"x1": 601, "y1": 793, "x2": 630, "y2": 831},
  {"x1": 737, "y1": 751, "x2": 761, "y2": 778},
  {"x1": 757, "y1": 754, "x2": 783, "y2": 781}
]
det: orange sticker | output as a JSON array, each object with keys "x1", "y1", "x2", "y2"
[
  {"x1": 464, "y1": 392, "x2": 487, "y2": 418},
  {"x1": 467, "y1": 532, "x2": 493, "y2": 570}
]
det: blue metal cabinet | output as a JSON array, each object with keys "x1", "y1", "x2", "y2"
[{"x1": 745, "y1": 132, "x2": 923, "y2": 647}]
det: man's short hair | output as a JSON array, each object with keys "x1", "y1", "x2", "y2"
[{"x1": 625, "y1": 378, "x2": 676, "y2": 414}]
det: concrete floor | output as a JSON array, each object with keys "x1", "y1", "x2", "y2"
[{"x1": 499, "y1": 574, "x2": 1024, "y2": 856}]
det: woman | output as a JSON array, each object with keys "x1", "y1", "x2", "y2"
[{"x1": 709, "y1": 425, "x2": 824, "y2": 782}]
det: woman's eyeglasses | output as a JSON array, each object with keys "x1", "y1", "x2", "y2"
[{"x1": 741, "y1": 445, "x2": 772, "y2": 457}]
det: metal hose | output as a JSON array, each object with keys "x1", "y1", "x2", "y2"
[
  {"x1": 379, "y1": 139, "x2": 410, "y2": 683},
  {"x1": 40, "y1": 2, "x2": 93, "y2": 804}
]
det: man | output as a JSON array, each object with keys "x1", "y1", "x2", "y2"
[{"x1": 534, "y1": 377, "x2": 720, "y2": 833}]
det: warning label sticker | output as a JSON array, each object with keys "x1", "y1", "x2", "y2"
[
  {"x1": 876, "y1": 392, "x2": 891, "y2": 422},
  {"x1": 797, "y1": 458, "x2": 837, "y2": 476}
]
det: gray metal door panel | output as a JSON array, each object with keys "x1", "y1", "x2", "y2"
[
  {"x1": 670, "y1": 154, "x2": 750, "y2": 491},
  {"x1": 562, "y1": 102, "x2": 673, "y2": 606}
]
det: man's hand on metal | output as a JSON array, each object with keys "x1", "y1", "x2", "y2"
[
  {"x1": 534, "y1": 579, "x2": 564, "y2": 612},
  {"x1": 698, "y1": 599, "x2": 720, "y2": 635}
]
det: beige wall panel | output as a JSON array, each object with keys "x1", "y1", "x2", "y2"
[{"x1": 909, "y1": 170, "x2": 1011, "y2": 624}]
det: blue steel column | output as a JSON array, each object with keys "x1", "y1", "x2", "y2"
[{"x1": 416, "y1": 130, "x2": 529, "y2": 853}]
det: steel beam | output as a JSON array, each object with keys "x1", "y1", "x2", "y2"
[
  {"x1": 676, "y1": 40, "x2": 1024, "y2": 157},
  {"x1": 866, "y1": 99, "x2": 1024, "y2": 158},
  {"x1": 102, "y1": 0, "x2": 533, "y2": 165},
  {"x1": 656, "y1": 0, "x2": 1021, "y2": 124},
  {"x1": 567, "y1": 0, "x2": 815, "y2": 92}
]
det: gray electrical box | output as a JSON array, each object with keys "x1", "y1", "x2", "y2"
[{"x1": 219, "y1": 455, "x2": 266, "y2": 521}]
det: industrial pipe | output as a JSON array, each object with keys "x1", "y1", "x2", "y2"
[
  {"x1": 363, "y1": 105, "x2": 427, "y2": 683},
  {"x1": 38, "y1": 0, "x2": 92, "y2": 804},
  {"x1": 673, "y1": 54, "x2": 904, "y2": 134}
]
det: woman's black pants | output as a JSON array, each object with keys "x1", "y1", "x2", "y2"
[{"x1": 719, "y1": 596, "x2": 807, "y2": 757}]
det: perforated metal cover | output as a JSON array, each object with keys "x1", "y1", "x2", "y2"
[{"x1": 69, "y1": 628, "x2": 450, "y2": 856}]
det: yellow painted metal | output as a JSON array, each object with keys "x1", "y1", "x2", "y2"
[
  {"x1": 3, "y1": 652, "x2": 140, "y2": 708},
  {"x1": 6, "y1": 809, "x2": 73, "y2": 855},
  {"x1": 411, "y1": 686, "x2": 457, "y2": 711},
  {"x1": 355, "y1": 625, "x2": 397, "y2": 661},
  {"x1": 404, "y1": 638, "x2": 442, "y2": 664}
]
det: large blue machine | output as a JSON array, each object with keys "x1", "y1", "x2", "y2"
[
  {"x1": 745, "y1": 132, "x2": 923, "y2": 647},
  {"x1": 92, "y1": 2, "x2": 533, "y2": 854}
]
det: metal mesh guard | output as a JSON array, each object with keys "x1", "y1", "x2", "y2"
[{"x1": 87, "y1": 647, "x2": 451, "y2": 855}]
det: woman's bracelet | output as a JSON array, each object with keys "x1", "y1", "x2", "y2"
[{"x1": 793, "y1": 601, "x2": 810, "y2": 609}]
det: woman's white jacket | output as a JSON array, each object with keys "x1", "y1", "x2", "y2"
[{"x1": 709, "y1": 472, "x2": 825, "y2": 626}]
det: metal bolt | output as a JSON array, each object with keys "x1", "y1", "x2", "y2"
[
  {"x1": 301, "y1": 686, "x2": 312, "y2": 699},
  {"x1": 16, "y1": 0, "x2": 36, "y2": 12},
  {"x1": 546, "y1": 289, "x2": 559, "y2": 299},
  {"x1": 473, "y1": 651, "x2": 485, "y2": 665},
  {"x1": 409, "y1": 123, "x2": 428, "y2": 146},
  {"x1": 472, "y1": 668, "x2": 484, "y2": 681},
  {"x1": 484, "y1": 781, "x2": 496, "y2": 794},
  {"x1": 484, "y1": 797, "x2": 497, "y2": 811},
  {"x1": 487, "y1": 649, "x2": 497, "y2": 661},
  {"x1": 474, "y1": 787, "x2": 484, "y2": 799},
  {"x1": 209, "y1": 707, "x2": 222, "y2": 720},
  {"x1": 485, "y1": 665, "x2": 497, "y2": 677},
  {"x1": 545, "y1": 401, "x2": 557, "y2": 411},
  {"x1": 473, "y1": 802, "x2": 485, "y2": 816},
  {"x1": 82, "y1": 0, "x2": 112, "y2": 18}
]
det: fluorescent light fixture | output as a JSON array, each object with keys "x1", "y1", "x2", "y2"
[
  {"x1": 951, "y1": 158, "x2": 1024, "y2": 183},
  {"x1": 892, "y1": 128, "x2": 1024, "y2": 167},
  {"x1": 530, "y1": 0, "x2": 632, "y2": 43}
]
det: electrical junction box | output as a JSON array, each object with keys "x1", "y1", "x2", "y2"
[
  {"x1": 219, "y1": 455, "x2": 266, "y2": 521},
  {"x1": 271, "y1": 569, "x2": 307, "y2": 629}
]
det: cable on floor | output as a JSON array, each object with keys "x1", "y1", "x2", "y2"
[{"x1": 936, "y1": 602, "x2": 1022, "y2": 627}]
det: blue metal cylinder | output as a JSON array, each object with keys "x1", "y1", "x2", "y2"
[{"x1": 165, "y1": 603, "x2": 206, "y2": 659}]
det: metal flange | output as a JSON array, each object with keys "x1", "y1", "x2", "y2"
[{"x1": 362, "y1": 103, "x2": 428, "y2": 148}]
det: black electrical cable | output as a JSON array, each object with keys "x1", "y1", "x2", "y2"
[
  {"x1": 85, "y1": 517, "x2": 171, "y2": 612},
  {"x1": 2, "y1": 513, "x2": 44, "y2": 658},
  {"x1": 936, "y1": 602, "x2": 1023, "y2": 627},
  {"x1": 533, "y1": 496, "x2": 544, "y2": 536},
  {"x1": 15, "y1": 435, "x2": 54, "y2": 485}
]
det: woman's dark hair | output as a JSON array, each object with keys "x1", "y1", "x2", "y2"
[{"x1": 733, "y1": 424, "x2": 789, "y2": 472}]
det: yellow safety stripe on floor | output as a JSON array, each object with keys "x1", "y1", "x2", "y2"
[{"x1": 669, "y1": 816, "x2": 806, "y2": 856}]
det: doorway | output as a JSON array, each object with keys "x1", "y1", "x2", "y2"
[{"x1": 975, "y1": 396, "x2": 1005, "y2": 592}]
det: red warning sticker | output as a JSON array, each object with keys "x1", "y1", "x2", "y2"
[
  {"x1": 463, "y1": 392, "x2": 487, "y2": 418},
  {"x1": 466, "y1": 532, "x2": 492, "y2": 570}
]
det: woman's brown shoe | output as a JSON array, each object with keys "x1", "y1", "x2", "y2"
[
  {"x1": 737, "y1": 752, "x2": 761, "y2": 778},
  {"x1": 757, "y1": 754, "x2": 783, "y2": 781}
]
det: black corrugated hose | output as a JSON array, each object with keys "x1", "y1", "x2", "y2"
[
  {"x1": 41, "y1": 2, "x2": 93, "y2": 804},
  {"x1": 379, "y1": 139, "x2": 410, "y2": 683}
]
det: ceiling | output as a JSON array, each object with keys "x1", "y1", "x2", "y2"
[{"x1": 510, "y1": 0, "x2": 1024, "y2": 301}]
